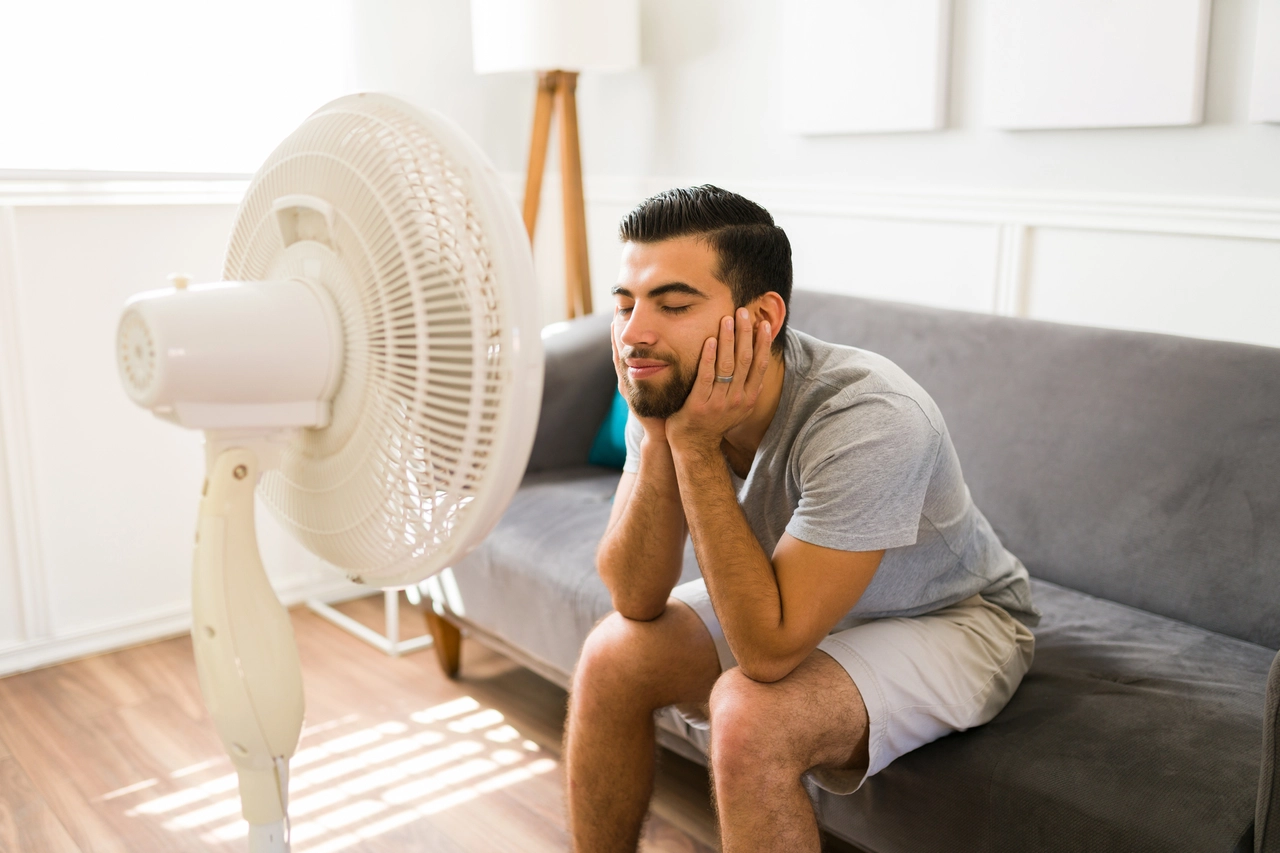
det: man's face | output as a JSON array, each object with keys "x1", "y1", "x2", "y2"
[{"x1": 611, "y1": 236, "x2": 737, "y2": 419}]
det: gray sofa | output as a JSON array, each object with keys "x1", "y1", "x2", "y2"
[{"x1": 429, "y1": 290, "x2": 1280, "y2": 852}]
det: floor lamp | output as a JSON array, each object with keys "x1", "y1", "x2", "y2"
[{"x1": 471, "y1": 0, "x2": 640, "y2": 319}]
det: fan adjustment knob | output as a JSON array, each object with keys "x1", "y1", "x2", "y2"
[{"x1": 169, "y1": 272, "x2": 192, "y2": 291}]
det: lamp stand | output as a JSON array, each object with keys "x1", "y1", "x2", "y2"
[{"x1": 523, "y1": 70, "x2": 592, "y2": 319}]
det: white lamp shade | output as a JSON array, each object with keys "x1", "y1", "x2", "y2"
[{"x1": 470, "y1": 0, "x2": 640, "y2": 74}]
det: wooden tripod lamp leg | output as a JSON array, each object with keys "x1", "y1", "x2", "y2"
[
  {"x1": 523, "y1": 72, "x2": 557, "y2": 240},
  {"x1": 555, "y1": 70, "x2": 593, "y2": 318},
  {"x1": 424, "y1": 608, "x2": 462, "y2": 678}
]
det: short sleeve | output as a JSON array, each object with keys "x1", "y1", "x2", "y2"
[
  {"x1": 785, "y1": 393, "x2": 941, "y2": 552},
  {"x1": 621, "y1": 409, "x2": 644, "y2": 473}
]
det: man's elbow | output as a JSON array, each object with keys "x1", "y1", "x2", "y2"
[
  {"x1": 610, "y1": 594, "x2": 667, "y2": 623},
  {"x1": 734, "y1": 648, "x2": 805, "y2": 684}
]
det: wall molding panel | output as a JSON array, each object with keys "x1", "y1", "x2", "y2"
[
  {"x1": 0, "y1": 206, "x2": 50, "y2": 643},
  {"x1": 993, "y1": 223, "x2": 1030, "y2": 317},
  {"x1": 7, "y1": 176, "x2": 1279, "y2": 240},
  {"x1": 580, "y1": 177, "x2": 1280, "y2": 242},
  {"x1": 0, "y1": 178, "x2": 249, "y2": 207},
  {"x1": 0, "y1": 575, "x2": 363, "y2": 678},
  {"x1": 573, "y1": 176, "x2": 1280, "y2": 347}
]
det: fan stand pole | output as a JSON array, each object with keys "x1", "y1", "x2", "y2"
[
  {"x1": 193, "y1": 447, "x2": 305, "y2": 852},
  {"x1": 523, "y1": 69, "x2": 593, "y2": 320}
]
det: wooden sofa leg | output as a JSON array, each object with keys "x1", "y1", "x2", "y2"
[{"x1": 424, "y1": 609, "x2": 462, "y2": 678}]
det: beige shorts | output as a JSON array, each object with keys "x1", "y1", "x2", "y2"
[{"x1": 659, "y1": 579, "x2": 1035, "y2": 794}]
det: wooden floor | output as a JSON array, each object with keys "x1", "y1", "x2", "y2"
[{"x1": 0, "y1": 596, "x2": 720, "y2": 853}]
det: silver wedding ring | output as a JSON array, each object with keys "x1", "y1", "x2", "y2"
[{"x1": 714, "y1": 374, "x2": 734, "y2": 383}]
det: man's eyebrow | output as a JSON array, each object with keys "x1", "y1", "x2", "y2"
[{"x1": 609, "y1": 282, "x2": 709, "y2": 299}]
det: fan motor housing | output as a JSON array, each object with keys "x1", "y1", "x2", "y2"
[{"x1": 117, "y1": 278, "x2": 344, "y2": 430}]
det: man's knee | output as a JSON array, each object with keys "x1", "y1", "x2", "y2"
[
  {"x1": 573, "y1": 603, "x2": 720, "y2": 714},
  {"x1": 708, "y1": 668, "x2": 806, "y2": 781},
  {"x1": 574, "y1": 610, "x2": 675, "y2": 708}
]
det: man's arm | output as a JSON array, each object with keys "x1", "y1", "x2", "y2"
[
  {"x1": 595, "y1": 313, "x2": 688, "y2": 622},
  {"x1": 670, "y1": 441, "x2": 882, "y2": 682},
  {"x1": 665, "y1": 308, "x2": 883, "y2": 682},
  {"x1": 596, "y1": 434, "x2": 688, "y2": 621}
]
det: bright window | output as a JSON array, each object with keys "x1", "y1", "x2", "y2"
[{"x1": 0, "y1": 1, "x2": 354, "y2": 174}]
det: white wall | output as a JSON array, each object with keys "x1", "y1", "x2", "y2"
[
  {"x1": 1, "y1": 0, "x2": 1277, "y2": 673},
  {"x1": 575, "y1": 0, "x2": 1278, "y2": 196},
  {"x1": 0, "y1": 187, "x2": 362, "y2": 676},
  {"x1": 350, "y1": 0, "x2": 1280, "y2": 341},
  {"x1": 351, "y1": 0, "x2": 1279, "y2": 195}
]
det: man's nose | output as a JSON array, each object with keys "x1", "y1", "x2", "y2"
[{"x1": 617, "y1": 306, "x2": 657, "y2": 348}]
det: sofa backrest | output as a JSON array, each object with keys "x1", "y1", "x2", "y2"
[
  {"x1": 526, "y1": 314, "x2": 618, "y2": 474},
  {"x1": 788, "y1": 291, "x2": 1280, "y2": 649}
]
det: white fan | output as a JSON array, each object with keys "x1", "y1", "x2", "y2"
[{"x1": 116, "y1": 93, "x2": 543, "y2": 851}]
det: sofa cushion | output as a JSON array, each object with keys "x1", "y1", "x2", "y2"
[
  {"x1": 787, "y1": 291, "x2": 1280, "y2": 649},
  {"x1": 815, "y1": 578, "x2": 1272, "y2": 853},
  {"x1": 587, "y1": 389, "x2": 630, "y2": 470}
]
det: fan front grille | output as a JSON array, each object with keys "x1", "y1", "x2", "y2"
[{"x1": 224, "y1": 96, "x2": 515, "y2": 583}]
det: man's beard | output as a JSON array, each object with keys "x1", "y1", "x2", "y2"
[{"x1": 618, "y1": 349, "x2": 698, "y2": 419}]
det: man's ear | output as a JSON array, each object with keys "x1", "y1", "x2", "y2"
[{"x1": 751, "y1": 292, "x2": 787, "y2": 345}]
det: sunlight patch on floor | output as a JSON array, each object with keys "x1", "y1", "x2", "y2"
[{"x1": 112, "y1": 696, "x2": 558, "y2": 851}]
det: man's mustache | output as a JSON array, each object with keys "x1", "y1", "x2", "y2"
[{"x1": 620, "y1": 347, "x2": 674, "y2": 363}]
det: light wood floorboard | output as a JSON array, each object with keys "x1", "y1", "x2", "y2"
[
  {"x1": 0, "y1": 757, "x2": 82, "y2": 853},
  {"x1": 0, "y1": 596, "x2": 721, "y2": 853}
]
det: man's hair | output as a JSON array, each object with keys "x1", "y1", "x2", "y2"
[{"x1": 618, "y1": 185, "x2": 792, "y2": 352}]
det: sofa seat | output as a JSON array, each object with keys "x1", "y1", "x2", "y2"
[
  {"x1": 816, "y1": 579, "x2": 1270, "y2": 852},
  {"x1": 447, "y1": 466, "x2": 697, "y2": 677},
  {"x1": 448, "y1": 468, "x2": 1270, "y2": 852}
]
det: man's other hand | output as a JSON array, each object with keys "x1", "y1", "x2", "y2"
[{"x1": 667, "y1": 308, "x2": 771, "y2": 453}]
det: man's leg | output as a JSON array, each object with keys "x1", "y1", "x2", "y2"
[
  {"x1": 708, "y1": 649, "x2": 869, "y2": 853},
  {"x1": 565, "y1": 599, "x2": 721, "y2": 853}
]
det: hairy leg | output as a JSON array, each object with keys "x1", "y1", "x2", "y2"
[
  {"x1": 709, "y1": 650, "x2": 869, "y2": 853},
  {"x1": 565, "y1": 600, "x2": 721, "y2": 853}
]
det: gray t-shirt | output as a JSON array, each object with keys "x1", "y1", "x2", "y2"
[{"x1": 623, "y1": 327, "x2": 1039, "y2": 625}]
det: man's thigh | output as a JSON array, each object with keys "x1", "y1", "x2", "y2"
[
  {"x1": 814, "y1": 594, "x2": 1035, "y2": 792},
  {"x1": 667, "y1": 592, "x2": 1033, "y2": 795}
]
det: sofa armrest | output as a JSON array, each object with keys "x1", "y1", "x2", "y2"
[
  {"x1": 1259, "y1": 648, "x2": 1280, "y2": 852},
  {"x1": 526, "y1": 312, "x2": 617, "y2": 474}
]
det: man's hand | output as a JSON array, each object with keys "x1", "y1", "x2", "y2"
[{"x1": 666, "y1": 308, "x2": 772, "y2": 454}]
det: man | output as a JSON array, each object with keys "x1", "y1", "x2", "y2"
[{"x1": 565, "y1": 186, "x2": 1038, "y2": 852}]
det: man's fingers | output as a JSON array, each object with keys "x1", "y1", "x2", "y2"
[
  {"x1": 734, "y1": 308, "x2": 754, "y2": 387},
  {"x1": 697, "y1": 336, "x2": 719, "y2": 395},
  {"x1": 716, "y1": 315, "x2": 736, "y2": 379},
  {"x1": 746, "y1": 320, "x2": 772, "y2": 396}
]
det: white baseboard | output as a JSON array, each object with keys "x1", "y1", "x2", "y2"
[{"x1": 0, "y1": 575, "x2": 368, "y2": 678}]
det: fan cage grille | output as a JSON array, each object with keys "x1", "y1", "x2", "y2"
[{"x1": 223, "y1": 96, "x2": 514, "y2": 583}]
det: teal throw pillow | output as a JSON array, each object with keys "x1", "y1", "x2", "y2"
[{"x1": 588, "y1": 389, "x2": 629, "y2": 470}]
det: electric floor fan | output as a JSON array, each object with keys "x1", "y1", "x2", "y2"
[{"x1": 115, "y1": 93, "x2": 543, "y2": 851}]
